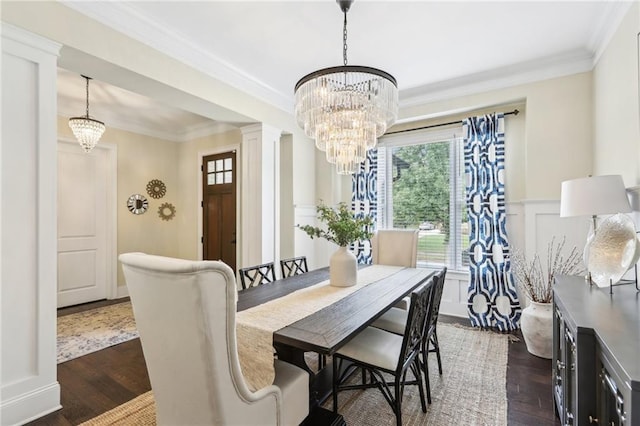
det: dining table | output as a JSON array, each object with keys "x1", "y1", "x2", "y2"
[{"x1": 236, "y1": 263, "x2": 436, "y2": 419}]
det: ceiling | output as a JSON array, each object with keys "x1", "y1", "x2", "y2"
[{"x1": 58, "y1": 0, "x2": 632, "y2": 142}]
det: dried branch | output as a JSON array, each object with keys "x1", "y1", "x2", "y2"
[{"x1": 511, "y1": 236, "x2": 584, "y2": 303}]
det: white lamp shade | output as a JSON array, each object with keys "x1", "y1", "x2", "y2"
[{"x1": 560, "y1": 175, "x2": 631, "y2": 217}]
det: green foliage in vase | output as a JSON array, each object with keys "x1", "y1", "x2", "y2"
[
  {"x1": 511, "y1": 236, "x2": 584, "y2": 303},
  {"x1": 298, "y1": 202, "x2": 373, "y2": 247}
]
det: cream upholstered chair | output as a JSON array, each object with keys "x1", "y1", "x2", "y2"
[
  {"x1": 371, "y1": 229, "x2": 419, "y2": 309},
  {"x1": 119, "y1": 253, "x2": 309, "y2": 426}
]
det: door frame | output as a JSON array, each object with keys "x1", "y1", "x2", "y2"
[
  {"x1": 58, "y1": 137, "x2": 118, "y2": 300},
  {"x1": 197, "y1": 144, "x2": 241, "y2": 262}
]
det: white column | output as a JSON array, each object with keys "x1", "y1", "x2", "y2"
[
  {"x1": 1, "y1": 24, "x2": 62, "y2": 424},
  {"x1": 240, "y1": 124, "x2": 281, "y2": 268}
]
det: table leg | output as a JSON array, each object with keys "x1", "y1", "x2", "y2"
[{"x1": 274, "y1": 344, "x2": 334, "y2": 408}]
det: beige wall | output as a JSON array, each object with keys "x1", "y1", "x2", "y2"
[
  {"x1": 4, "y1": 1, "x2": 318, "y2": 262},
  {"x1": 593, "y1": 2, "x2": 640, "y2": 185},
  {"x1": 387, "y1": 72, "x2": 593, "y2": 202},
  {"x1": 58, "y1": 116, "x2": 181, "y2": 287},
  {"x1": 324, "y1": 71, "x2": 593, "y2": 206},
  {"x1": 1, "y1": 1, "x2": 295, "y2": 132}
]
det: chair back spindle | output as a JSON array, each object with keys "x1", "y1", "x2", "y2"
[
  {"x1": 238, "y1": 262, "x2": 276, "y2": 290},
  {"x1": 280, "y1": 256, "x2": 308, "y2": 278}
]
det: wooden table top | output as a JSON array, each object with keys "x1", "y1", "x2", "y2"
[{"x1": 237, "y1": 266, "x2": 435, "y2": 355}]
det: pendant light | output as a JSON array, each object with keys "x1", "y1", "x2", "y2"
[
  {"x1": 294, "y1": 0, "x2": 398, "y2": 175},
  {"x1": 68, "y1": 75, "x2": 105, "y2": 153}
]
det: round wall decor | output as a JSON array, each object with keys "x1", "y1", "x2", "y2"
[
  {"x1": 146, "y1": 179, "x2": 166, "y2": 199},
  {"x1": 127, "y1": 194, "x2": 148, "y2": 215},
  {"x1": 158, "y1": 202, "x2": 176, "y2": 221}
]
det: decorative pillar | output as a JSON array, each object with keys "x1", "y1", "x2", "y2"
[
  {"x1": 1, "y1": 24, "x2": 61, "y2": 424},
  {"x1": 240, "y1": 124, "x2": 281, "y2": 268}
]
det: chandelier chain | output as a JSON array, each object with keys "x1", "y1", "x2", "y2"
[
  {"x1": 343, "y1": 10, "x2": 348, "y2": 66},
  {"x1": 85, "y1": 76, "x2": 90, "y2": 118}
]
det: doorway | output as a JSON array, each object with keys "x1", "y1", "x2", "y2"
[
  {"x1": 57, "y1": 140, "x2": 117, "y2": 308},
  {"x1": 202, "y1": 151, "x2": 237, "y2": 271}
]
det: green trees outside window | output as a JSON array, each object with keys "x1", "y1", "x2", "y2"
[{"x1": 380, "y1": 137, "x2": 469, "y2": 270}]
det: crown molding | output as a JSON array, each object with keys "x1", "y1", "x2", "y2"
[
  {"x1": 61, "y1": 1, "x2": 630, "y2": 120},
  {"x1": 399, "y1": 49, "x2": 594, "y2": 109},
  {"x1": 589, "y1": 1, "x2": 633, "y2": 65},
  {"x1": 60, "y1": 1, "x2": 292, "y2": 113},
  {"x1": 58, "y1": 108, "x2": 238, "y2": 143},
  {"x1": 1, "y1": 22, "x2": 62, "y2": 55}
]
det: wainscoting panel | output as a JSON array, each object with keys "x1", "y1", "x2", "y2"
[
  {"x1": 1, "y1": 24, "x2": 61, "y2": 425},
  {"x1": 439, "y1": 200, "x2": 588, "y2": 318}
]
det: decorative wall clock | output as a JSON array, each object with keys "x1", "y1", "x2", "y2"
[
  {"x1": 158, "y1": 202, "x2": 176, "y2": 221},
  {"x1": 146, "y1": 179, "x2": 166, "y2": 199},
  {"x1": 127, "y1": 194, "x2": 148, "y2": 215}
]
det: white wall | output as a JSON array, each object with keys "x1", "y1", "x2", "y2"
[{"x1": 1, "y1": 25, "x2": 61, "y2": 425}]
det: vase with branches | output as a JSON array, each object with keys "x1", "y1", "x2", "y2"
[
  {"x1": 511, "y1": 236, "x2": 583, "y2": 359},
  {"x1": 298, "y1": 202, "x2": 373, "y2": 287},
  {"x1": 511, "y1": 236, "x2": 583, "y2": 304}
]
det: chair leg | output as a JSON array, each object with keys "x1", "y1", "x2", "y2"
[
  {"x1": 432, "y1": 331, "x2": 443, "y2": 375},
  {"x1": 424, "y1": 357, "x2": 432, "y2": 405},
  {"x1": 412, "y1": 358, "x2": 427, "y2": 413},
  {"x1": 394, "y1": 375, "x2": 403, "y2": 426},
  {"x1": 420, "y1": 336, "x2": 432, "y2": 404},
  {"x1": 332, "y1": 357, "x2": 339, "y2": 413}
]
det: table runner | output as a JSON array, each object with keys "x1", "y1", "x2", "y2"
[{"x1": 236, "y1": 264, "x2": 403, "y2": 391}]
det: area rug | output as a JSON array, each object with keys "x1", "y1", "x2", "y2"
[
  {"x1": 79, "y1": 323, "x2": 508, "y2": 426},
  {"x1": 57, "y1": 301, "x2": 138, "y2": 363}
]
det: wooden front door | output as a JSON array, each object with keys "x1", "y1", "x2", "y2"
[{"x1": 203, "y1": 151, "x2": 237, "y2": 271}]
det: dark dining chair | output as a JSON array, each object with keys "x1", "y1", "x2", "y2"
[
  {"x1": 370, "y1": 267, "x2": 447, "y2": 404},
  {"x1": 238, "y1": 262, "x2": 276, "y2": 290},
  {"x1": 280, "y1": 256, "x2": 308, "y2": 278},
  {"x1": 332, "y1": 276, "x2": 435, "y2": 426}
]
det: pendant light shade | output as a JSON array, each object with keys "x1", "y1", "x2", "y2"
[
  {"x1": 294, "y1": 0, "x2": 398, "y2": 175},
  {"x1": 69, "y1": 75, "x2": 105, "y2": 153}
]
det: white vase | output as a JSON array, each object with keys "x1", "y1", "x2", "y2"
[
  {"x1": 330, "y1": 246, "x2": 357, "y2": 287},
  {"x1": 520, "y1": 301, "x2": 553, "y2": 359}
]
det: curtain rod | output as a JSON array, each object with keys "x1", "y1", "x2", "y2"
[{"x1": 384, "y1": 109, "x2": 520, "y2": 136}]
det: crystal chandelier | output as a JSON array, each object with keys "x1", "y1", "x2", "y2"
[
  {"x1": 294, "y1": 0, "x2": 398, "y2": 175},
  {"x1": 68, "y1": 75, "x2": 105, "y2": 153}
]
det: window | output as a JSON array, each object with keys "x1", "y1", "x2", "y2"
[{"x1": 378, "y1": 126, "x2": 468, "y2": 271}]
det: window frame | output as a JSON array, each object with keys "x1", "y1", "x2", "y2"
[{"x1": 377, "y1": 125, "x2": 467, "y2": 272}]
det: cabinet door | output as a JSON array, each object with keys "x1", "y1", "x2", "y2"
[
  {"x1": 554, "y1": 303, "x2": 565, "y2": 420},
  {"x1": 598, "y1": 365, "x2": 626, "y2": 426},
  {"x1": 564, "y1": 327, "x2": 577, "y2": 425}
]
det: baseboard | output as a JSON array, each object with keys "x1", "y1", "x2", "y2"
[
  {"x1": 439, "y1": 301, "x2": 468, "y2": 318},
  {"x1": 115, "y1": 284, "x2": 129, "y2": 299},
  {"x1": 0, "y1": 382, "x2": 61, "y2": 426}
]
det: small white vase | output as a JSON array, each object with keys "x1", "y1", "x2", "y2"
[
  {"x1": 520, "y1": 301, "x2": 553, "y2": 359},
  {"x1": 330, "y1": 246, "x2": 357, "y2": 287}
]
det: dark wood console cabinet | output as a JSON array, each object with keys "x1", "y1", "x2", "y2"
[{"x1": 553, "y1": 276, "x2": 640, "y2": 425}]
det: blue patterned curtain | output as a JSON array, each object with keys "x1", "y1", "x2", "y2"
[
  {"x1": 352, "y1": 149, "x2": 377, "y2": 264},
  {"x1": 464, "y1": 113, "x2": 520, "y2": 331}
]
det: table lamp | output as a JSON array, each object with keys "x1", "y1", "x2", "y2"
[{"x1": 560, "y1": 175, "x2": 632, "y2": 271}]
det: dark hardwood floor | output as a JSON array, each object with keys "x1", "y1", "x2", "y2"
[{"x1": 28, "y1": 299, "x2": 559, "y2": 425}]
